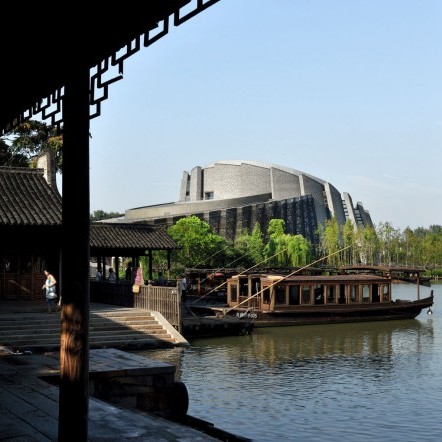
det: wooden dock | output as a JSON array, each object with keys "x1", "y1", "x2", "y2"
[{"x1": 0, "y1": 347, "x2": 251, "y2": 441}]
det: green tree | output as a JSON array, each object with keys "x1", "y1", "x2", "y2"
[
  {"x1": 376, "y1": 222, "x2": 398, "y2": 265},
  {"x1": 359, "y1": 226, "x2": 379, "y2": 265},
  {"x1": 318, "y1": 216, "x2": 341, "y2": 267},
  {"x1": 0, "y1": 138, "x2": 29, "y2": 166},
  {"x1": 264, "y1": 219, "x2": 311, "y2": 267},
  {"x1": 2, "y1": 120, "x2": 63, "y2": 172},
  {"x1": 264, "y1": 219, "x2": 287, "y2": 265},
  {"x1": 342, "y1": 219, "x2": 357, "y2": 265},
  {"x1": 167, "y1": 216, "x2": 227, "y2": 269},
  {"x1": 139, "y1": 251, "x2": 171, "y2": 282},
  {"x1": 235, "y1": 223, "x2": 265, "y2": 267},
  {"x1": 90, "y1": 210, "x2": 123, "y2": 221},
  {"x1": 286, "y1": 234, "x2": 311, "y2": 266}
]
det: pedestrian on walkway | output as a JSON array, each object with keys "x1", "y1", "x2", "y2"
[
  {"x1": 42, "y1": 270, "x2": 58, "y2": 313},
  {"x1": 180, "y1": 273, "x2": 188, "y2": 303}
]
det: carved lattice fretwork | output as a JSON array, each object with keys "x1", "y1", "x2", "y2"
[{"x1": 4, "y1": 0, "x2": 220, "y2": 133}]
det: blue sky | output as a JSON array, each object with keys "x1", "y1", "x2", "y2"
[{"x1": 88, "y1": 0, "x2": 441, "y2": 230}]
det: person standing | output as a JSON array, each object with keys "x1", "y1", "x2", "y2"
[
  {"x1": 95, "y1": 268, "x2": 103, "y2": 281},
  {"x1": 180, "y1": 273, "x2": 187, "y2": 303},
  {"x1": 42, "y1": 270, "x2": 57, "y2": 313},
  {"x1": 108, "y1": 268, "x2": 116, "y2": 283},
  {"x1": 125, "y1": 261, "x2": 133, "y2": 283},
  {"x1": 157, "y1": 271, "x2": 166, "y2": 286}
]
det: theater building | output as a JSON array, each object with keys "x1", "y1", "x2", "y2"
[{"x1": 122, "y1": 160, "x2": 374, "y2": 244}]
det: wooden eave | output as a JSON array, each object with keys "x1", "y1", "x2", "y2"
[
  {"x1": 90, "y1": 223, "x2": 179, "y2": 257},
  {"x1": 0, "y1": 1, "x2": 192, "y2": 134}
]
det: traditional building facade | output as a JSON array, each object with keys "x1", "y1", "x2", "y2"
[
  {"x1": 123, "y1": 160, "x2": 374, "y2": 244},
  {"x1": 0, "y1": 152, "x2": 179, "y2": 302}
]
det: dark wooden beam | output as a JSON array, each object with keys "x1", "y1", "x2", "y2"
[{"x1": 59, "y1": 66, "x2": 91, "y2": 441}]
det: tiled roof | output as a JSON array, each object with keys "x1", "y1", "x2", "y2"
[
  {"x1": 0, "y1": 167, "x2": 62, "y2": 225},
  {"x1": 0, "y1": 167, "x2": 178, "y2": 250},
  {"x1": 90, "y1": 223, "x2": 179, "y2": 251}
]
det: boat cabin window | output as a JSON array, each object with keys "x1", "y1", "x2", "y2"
[
  {"x1": 301, "y1": 285, "x2": 312, "y2": 304},
  {"x1": 275, "y1": 284, "x2": 287, "y2": 305},
  {"x1": 275, "y1": 284, "x2": 286, "y2": 305},
  {"x1": 326, "y1": 285, "x2": 337, "y2": 304},
  {"x1": 230, "y1": 283, "x2": 238, "y2": 302},
  {"x1": 239, "y1": 278, "x2": 248, "y2": 297},
  {"x1": 289, "y1": 285, "x2": 300, "y2": 305},
  {"x1": 362, "y1": 284, "x2": 370, "y2": 303},
  {"x1": 372, "y1": 284, "x2": 380, "y2": 302},
  {"x1": 382, "y1": 284, "x2": 390, "y2": 302},
  {"x1": 314, "y1": 284, "x2": 324, "y2": 304},
  {"x1": 263, "y1": 285, "x2": 270, "y2": 304},
  {"x1": 251, "y1": 278, "x2": 261, "y2": 296},
  {"x1": 349, "y1": 285, "x2": 359, "y2": 303},
  {"x1": 339, "y1": 284, "x2": 346, "y2": 303}
]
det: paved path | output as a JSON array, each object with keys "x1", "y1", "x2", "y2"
[{"x1": 0, "y1": 348, "x2": 221, "y2": 441}]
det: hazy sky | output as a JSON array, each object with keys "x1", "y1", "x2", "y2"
[{"x1": 87, "y1": 0, "x2": 441, "y2": 231}]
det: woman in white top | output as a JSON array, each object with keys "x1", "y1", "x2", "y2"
[{"x1": 42, "y1": 270, "x2": 57, "y2": 313}]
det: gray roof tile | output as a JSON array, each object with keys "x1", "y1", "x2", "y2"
[
  {"x1": 90, "y1": 223, "x2": 179, "y2": 251},
  {"x1": 0, "y1": 167, "x2": 62, "y2": 225},
  {"x1": 0, "y1": 167, "x2": 178, "y2": 251}
]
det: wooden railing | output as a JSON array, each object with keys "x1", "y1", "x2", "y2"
[
  {"x1": 90, "y1": 280, "x2": 181, "y2": 332},
  {"x1": 135, "y1": 284, "x2": 181, "y2": 332}
]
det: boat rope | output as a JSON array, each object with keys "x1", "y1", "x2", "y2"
[
  {"x1": 188, "y1": 248, "x2": 291, "y2": 304},
  {"x1": 192, "y1": 245, "x2": 231, "y2": 268},
  {"x1": 220, "y1": 245, "x2": 352, "y2": 316},
  {"x1": 194, "y1": 253, "x2": 250, "y2": 288}
]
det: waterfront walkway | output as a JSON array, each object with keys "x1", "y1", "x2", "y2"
[
  {"x1": 0, "y1": 348, "x2": 222, "y2": 441},
  {"x1": 0, "y1": 302, "x2": 251, "y2": 441}
]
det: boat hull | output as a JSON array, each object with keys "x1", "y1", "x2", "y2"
[{"x1": 197, "y1": 295, "x2": 434, "y2": 328}]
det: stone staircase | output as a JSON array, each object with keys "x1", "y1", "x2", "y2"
[{"x1": 0, "y1": 305, "x2": 188, "y2": 353}]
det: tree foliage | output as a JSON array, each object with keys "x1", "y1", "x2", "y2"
[
  {"x1": 264, "y1": 219, "x2": 312, "y2": 266},
  {"x1": 315, "y1": 216, "x2": 442, "y2": 273},
  {"x1": 167, "y1": 216, "x2": 228, "y2": 269},
  {"x1": 235, "y1": 223, "x2": 265, "y2": 267},
  {"x1": 317, "y1": 216, "x2": 341, "y2": 267},
  {"x1": 0, "y1": 138, "x2": 29, "y2": 167},
  {"x1": 90, "y1": 210, "x2": 123, "y2": 222},
  {"x1": 1, "y1": 120, "x2": 63, "y2": 172}
]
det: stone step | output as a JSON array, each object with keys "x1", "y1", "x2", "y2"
[
  {"x1": 0, "y1": 307, "x2": 183, "y2": 352},
  {"x1": 2, "y1": 327, "x2": 171, "y2": 341}
]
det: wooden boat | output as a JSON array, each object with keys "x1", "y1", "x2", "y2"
[
  {"x1": 339, "y1": 265, "x2": 432, "y2": 287},
  {"x1": 185, "y1": 268, "x2": 236, "y2": 304},
  {"x1": 188, "y1": 269, "x2": 434, "y2": 328}
]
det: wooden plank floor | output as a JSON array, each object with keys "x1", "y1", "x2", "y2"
[{"x1": 0, "y1": 348, "x2": 219, "y2": 441}]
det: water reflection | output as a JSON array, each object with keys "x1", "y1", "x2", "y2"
[
  {"x1": 133, "y1": 284, "x2": 440, "y2": 442},
  {"x1": 143, "y1": 318, "x2": 434, "y2": 369}
]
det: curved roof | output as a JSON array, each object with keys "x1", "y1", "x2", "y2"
[{"x1": 203, "y1": 159, "x2": 326, "y2": 184}]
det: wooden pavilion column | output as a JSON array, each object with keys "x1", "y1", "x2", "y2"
[
  {"x1": 149, "y1": 249, "x2": 153, "y2": 280},
  {"x1": 59, "y1": 66, "x2": 90, "y2": 441}
]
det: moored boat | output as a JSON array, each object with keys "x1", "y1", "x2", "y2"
[
  {"x1": 339, "y1": 265, "x2": 432, "y2": 287},
  {"x1": 188, "y1": 268, "x2": 434, "y2": 327}
]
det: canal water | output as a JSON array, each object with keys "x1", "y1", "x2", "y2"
[{"x1": 134, "y1": 283, "x2": 441, "y2": 441}]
